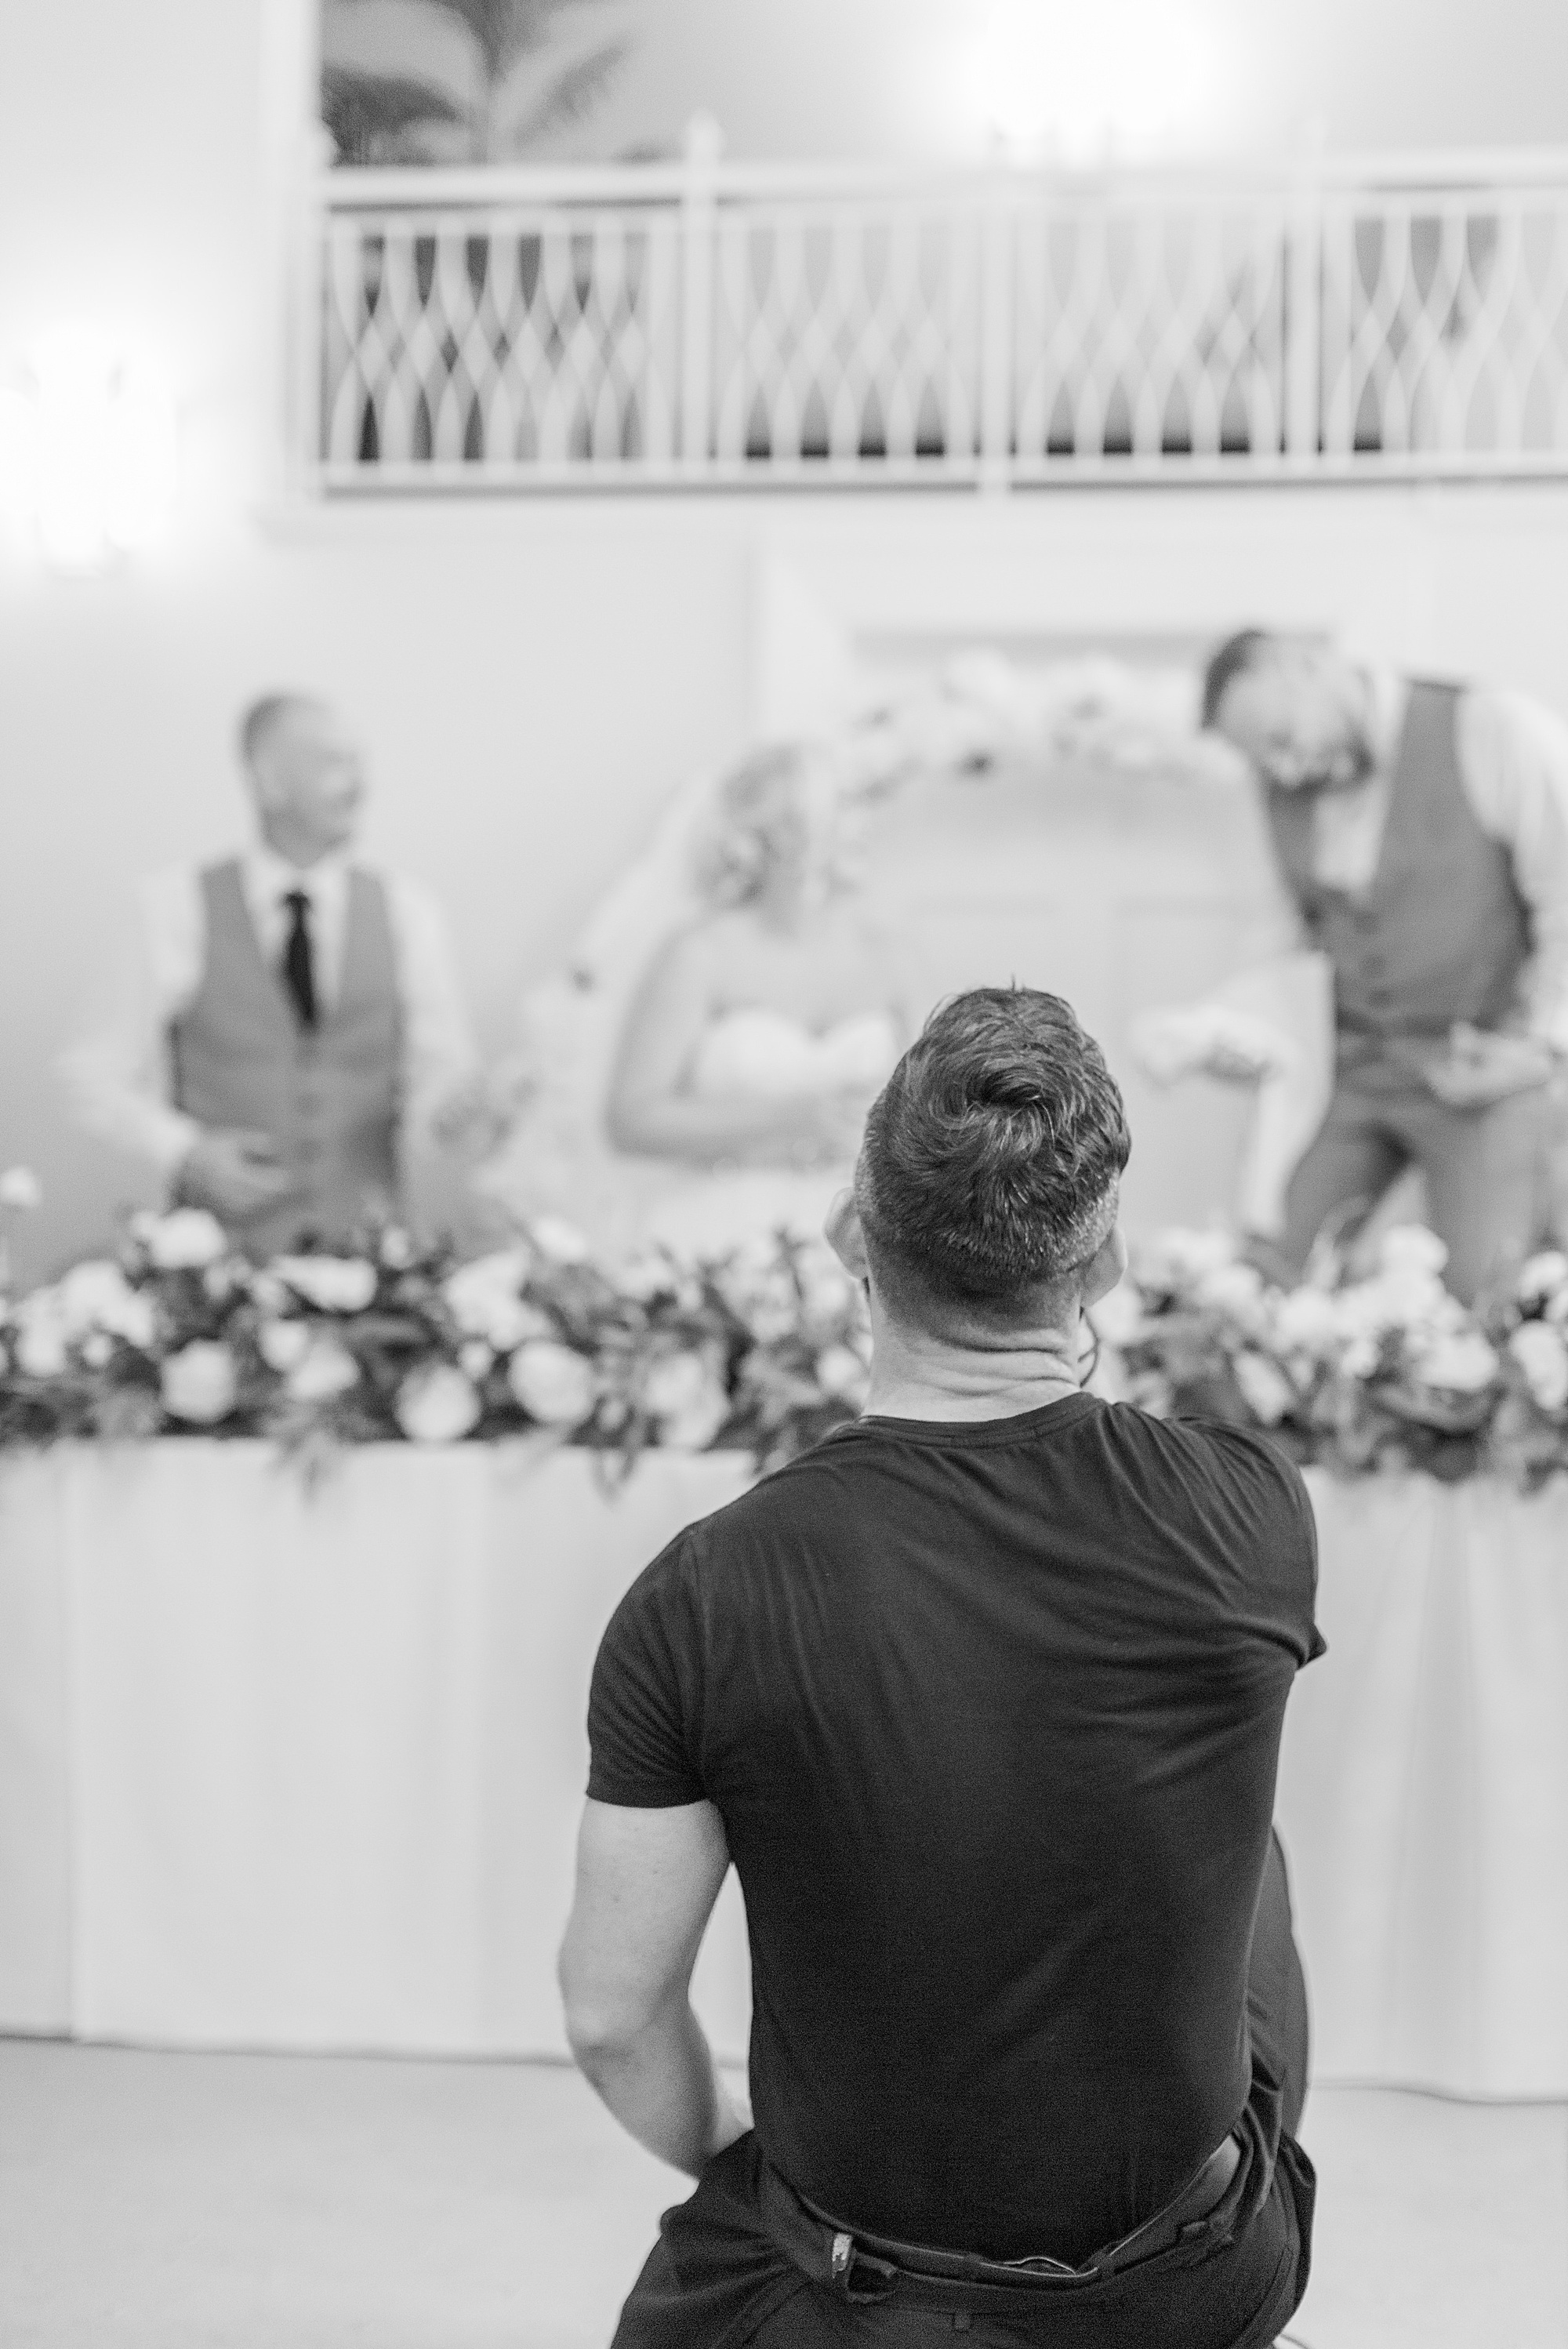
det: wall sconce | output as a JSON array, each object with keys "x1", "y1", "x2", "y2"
[{"x1": 0, "y1": 327, "x2": 178, "y2": 574}]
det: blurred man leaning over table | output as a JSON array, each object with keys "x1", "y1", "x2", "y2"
[{"x1": 61, "y1": 692, "x2": 515, "y2": 1259}]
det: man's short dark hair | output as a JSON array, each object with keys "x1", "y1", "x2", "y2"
[
  {"x1": 238, "y1": 692, "x2": 319, "y2": 770},
  {"x1": 1200, "y1": 629, "x2": 1272, "y2": 729},
  {"x1": 855, "y1": 987, "x2": 1131, "y2": 1313}
]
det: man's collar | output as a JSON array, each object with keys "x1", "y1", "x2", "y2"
[
  {"x1": 245, "y1": 841, "x2": 350, "y2": 899},
  {"x1": 1359, "y1": 664, "x2": 1411, "y2": 772}
]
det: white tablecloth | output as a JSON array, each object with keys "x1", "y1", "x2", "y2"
[{"x1": 2, "y1": 1443, "x2": 1565, "y2": 2093}]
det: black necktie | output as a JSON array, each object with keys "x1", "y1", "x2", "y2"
[{"x1": 282, "y1": 889, "x2": 318, "y2": 1031}]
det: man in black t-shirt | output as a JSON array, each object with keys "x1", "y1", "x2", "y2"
[{"x1": 560, "y1": 986, "x2": 1323, "y2": 2347}]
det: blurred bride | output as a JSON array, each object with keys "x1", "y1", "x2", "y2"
[{"x1": 603, "y1": 744, "x2": 909, "y2": 1256}]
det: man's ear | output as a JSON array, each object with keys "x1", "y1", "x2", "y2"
[
  {"x1": 1079, "y1": 1225, "x2": 1128, "y2": 1309},
  {"x1": 825, "y1": 1187, "x2": 869, "y2": 1281}
]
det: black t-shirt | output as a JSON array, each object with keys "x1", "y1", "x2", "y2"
[{"x1": 587, "y1": 1392, "x2": 1323, "y2": 2262}]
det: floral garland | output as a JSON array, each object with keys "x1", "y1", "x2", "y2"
[
  {"x1": 1091, "y1": 1224, "x2": 1568, "y2": 1489},
  {"x1": 3, "y1": 1175, "x2": 1568, "y2": 1489},
  {"x1": 0, "y1": 1196, "x2": 870, "y2": 1479}
]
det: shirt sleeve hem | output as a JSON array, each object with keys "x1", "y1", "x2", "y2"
[{"x1": 585, "y1": 1778, "x2": 707, "y2": 1809}]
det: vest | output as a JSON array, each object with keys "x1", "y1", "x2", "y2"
[
  {"x1": 1263, "y1": 681, "x2": 1531, "y2": 1055},
  {"x1": 169, "y1": 859, "x2": 403, "y2": 1259}
]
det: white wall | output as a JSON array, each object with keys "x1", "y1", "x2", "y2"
[{"x1": 5, "y1": 1, "x2": 1568, "y2": 1281}]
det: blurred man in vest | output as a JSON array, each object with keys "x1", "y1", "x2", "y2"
[
  {"x1": 64, "y1": 692, "x2": 507, "y2": 1259},
  {"x1": 1200, "y1": 632, "x2": 1568, "y2": 1301}
]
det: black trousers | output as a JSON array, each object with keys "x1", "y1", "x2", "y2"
[{"x1": 612, "y1": 1833, "x2": 1314, "y2": 2349}]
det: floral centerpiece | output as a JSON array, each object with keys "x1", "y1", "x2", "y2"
[
  {"x1": 3, "y1": 1176, "x2": 1568, "y2": 1490},
  {"x1": 1091, "y1": 1224, "x2": 1568, "y2": 1489},
  {"x1": 0, "y1": 1196, "x2": 871, "y2": 1480}
]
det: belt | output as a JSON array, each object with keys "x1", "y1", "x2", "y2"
[{"x1": 760, "y1": 2131, "x2": 1244, "y2": 2310}]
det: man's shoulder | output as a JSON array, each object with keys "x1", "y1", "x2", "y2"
[
  {"x1": 643, "y1": 1442, "x2": 853, "y2": 1588},
  {"x1": 1096, "y1": 1400, "x2": 1315, "y2": 1529},
  {"x1": 1457, "y1": 681, "x2": 1568, "y2": 760}
]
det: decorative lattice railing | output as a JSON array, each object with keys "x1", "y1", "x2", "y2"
[{"x1": 299, "y1": 151, "x2": 1568, "y2": 492}]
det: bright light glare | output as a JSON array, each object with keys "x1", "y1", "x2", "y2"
[
  {"x1": 0, "y1": 325, "x2": 177, "y2": 572},
  {"x1": 973, "y1": 0, "x2": 1228, "y2": 165}
]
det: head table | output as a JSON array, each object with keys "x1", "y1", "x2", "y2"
[{"x1": 1, "y1": 1440, "x2": 1564, "y2": 2097}]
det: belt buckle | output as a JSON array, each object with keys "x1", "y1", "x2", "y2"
[{"x1": 829, "y1": 2230, "x2": 898, "y2": 2304}]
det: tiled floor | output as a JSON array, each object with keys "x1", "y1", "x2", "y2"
[{"x1": 0, "y1": 2041, "x2": 1563, "y2": 2347}]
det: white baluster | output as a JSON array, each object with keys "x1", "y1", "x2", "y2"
[
  {"x1": 680, "y1": 114, "x2": 721, "y2": 468},
  {"x1": 1286, "y1": 159, "x2": 1323, "y2": 464},
  {"x1": 979, "y1": 180, "x2": 1014, "y2": 488}
]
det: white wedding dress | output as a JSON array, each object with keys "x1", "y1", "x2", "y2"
[{"x1": 642, "y1": 1006, "x2": 903, "y2": 1258}]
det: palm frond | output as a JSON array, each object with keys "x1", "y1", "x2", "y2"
[
  {"x1": 321, "y1": 63, "x2": 470, "y2": 165},
  {"x1": 501, "y1": 37, "x2": 627, "y2": 151},
  {"x1": 422, "y1": 0, "x2": 605, "y2": 84}
]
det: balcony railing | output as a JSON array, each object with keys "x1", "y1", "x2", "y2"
[{"x1": 299, "y1": 147, "x2": 1568, "y2": 493}]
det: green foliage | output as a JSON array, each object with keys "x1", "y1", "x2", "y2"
[
  {"x1": 0, "y1": 1214, "x2": 869, "y2": 1483},
  {"x1": 322, "y1": 0, "x2": 630, "y2": 165}
]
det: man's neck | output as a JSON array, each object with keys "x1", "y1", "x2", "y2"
[
  {"x1": 256, "y1": 822, "x2": 342, "y2": 873},
  {"x1": 862, "y1": 1313, "x2": 1086, "y2": 1423}
]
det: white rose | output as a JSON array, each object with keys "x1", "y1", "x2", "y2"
[
  {"x1": 658, "y1": 1389, "x2": 731, "y2": 1453},
  {"x1": 57, "y1": 1262, "x2": 158, "y2": 1349},
  {"x1": 1272, "y1": 1287, "x2": 1340, "y2": 1352},
  {"x1": 144, "y1": 1208, "x2": 229, "y2": 1271},
  {"x1": 1519, "y1": 1251, "x2": 1568, "y2": 1306},
  {"x1": 395, "y1": 1361, "x2": 483, "y2": 1443},
  {"x1": 1195, "y1": 1262, "x2": 1268, "y2": 1323},
  {"x1": 81, "y1": 1332, "x2": 114, "y2": 1371},
  {"x1": 720, "y1": 1262, "x2": 800, "y2": 1342},
  {"x1": 492, "y1": 1298, "x2": 556, "y2": 1351},
  {"x1": 1134, "y1": 1229, "x2": 1235, "y2": 1291},
  {"x1": 256, "y1": 1319, "x2": 312, "y2": 1374},
  {"x1": 1232, "y1": 1349, "x2": 1296, "y2": 1426},
  {"x1": 161, "y1": 1341, "x2": 238, "y2": 1425},
  {"x1": 613, "y1": 1253, "x2": 680, "y2": 1305},
  {"x1": 508, "y1": 1340, "x2": 596, "y2": 1425},
  {"x1": 57, "y1": 1260, "x2": 133, "y2": 1332},
  {"x1": 457, "y1": 1338, "x2": 495, "y2": 1381},
  {"x1": 285, "y1": 1336, "x2": 361, "y2": 1403},
  {"x1": 1381, "y1": 1266, "x2": 1452, "y2": 1322},
  {"x1": 1508, "y1": 1321, "x2": 1568, "y2": 1414},
  {"x1": 1330, "y1": 1273, "x2": 1448, "y2": 1340},
  {"x1": 531, "y1": 1216, "x2": 591, "y2": 1265},
  {"x1": 442, "y1": 1250, "x2": 541, "y2": 1346},
  {"x1": 274, "y1": 1256, "x2": 378, "y2": 1315},
  {"x1": 641, "y1": 1350, "x2": 715, "y2": 1421},
  {"x1": 14, "y1": 1294, "x2": 68, "y2": 1378},
  {"x1": 815, "y1": 1343, "x2": 869, "y2": 1401},
  {"x1": 1377, "y1": 1225, "x2": 1450, "y2": 1279},
  {"x1": 1410, "y1": 1329, "x2": 1499, "y2": 1395},
  {"x1": 0, "y1": 1166, "x2": 42, "y2": 1211}
]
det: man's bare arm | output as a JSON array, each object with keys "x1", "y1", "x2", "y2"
[{"x1": 557, "y1": 1797, "x2": 751, "y2": 2177}]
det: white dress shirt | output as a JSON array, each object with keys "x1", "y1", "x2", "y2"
[
  {"x1": 61, "y1": 844, "x2": 481, "y2": 1174},
  {"x1": 1247, "y1": 672, "x2": 1568, "y2": 1051}
]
